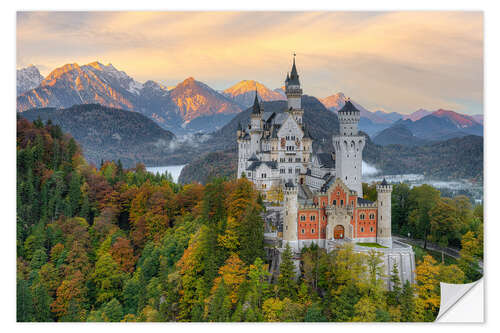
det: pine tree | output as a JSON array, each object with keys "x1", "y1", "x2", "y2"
[
  {"x1": 400, "y1": 281, "x2": 415, "y2": 322},
  {"x1": 278, "y1": 244, "x2": 297, "y2": 300},
  {"x1": 387, "y1": 262, "x2": 402, "y2": 306},
  {"x1": 102, "y1": 298, "x2": 124, "y2": 322},
  {"x1": 17, "y1": 278, "x2": 34, "y2": 322},
  {"x1": 207, "y1": 279, "x2": 231, "y2": 322},
  {"x1": 68, "y1": 172, "x2": 82, "y2": 217},
  {"x1": 31, "y1": 274, "x2": 53, "y2": 322}
]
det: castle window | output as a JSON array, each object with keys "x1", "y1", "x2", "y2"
[
  {"x1": 310, "y1": 215, "x2": 316, "y2": 221},
  {"x1": 369, "y1": 213, "x2": 375, "y2": 219},
  {"x1": 322, "y1": 215, "x2": 325, "y2": 221},
  {"x1": 311, "y1": 228, "x2": 315, "y2": 234},
  {"x1": 288, "y1": 158, "x2": 293, "y2": 162},
  {"x1": 370, "y1": 227, "x2": 374, "y2": 232},
  {"x1": 301, "y1": 229, "x2": 305, "y2": 234},
  {"x1": 280, "y1": 169, "x2": 285, "y2": 174},
  {"x1": 295, "y1": 168, "x2": 300, "y2": 174},
  {"x1": 361, "y1": 227, "x2": 364, "y2": 233},
  {"x1": 288, "y1": 168, "x2": 292, "y2": 174},
  {"x1": 333, "y1": 200, "x2": 337, "y2": 206},
  {"x1": 360, "y1": 213, "x2": 365, "y2": 220},
  {"x1": 300, "y1": 215, "x2": 306, "y2": 221},
  {"x1": 340, "y1": 200, "x2": 344, "y2": 206}
]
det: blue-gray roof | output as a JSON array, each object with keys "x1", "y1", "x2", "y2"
[
  {"x1": 338, "y1": 100, "x2": 359, "y2": 113},
  {"x1": 317, "y1": 153, "x2": 335, "y2": 169},
  {"x1": 246, "y1": 161, "x2": 278, "y2": 171}
]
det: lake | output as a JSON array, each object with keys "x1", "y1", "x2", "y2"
[{"x1": 146, "y1": 165, "x2": 186, "y2": 183}]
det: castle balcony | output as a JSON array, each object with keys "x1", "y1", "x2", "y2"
[{"x1": 325, "y1": 205, "x2": 354, "y2": 216}]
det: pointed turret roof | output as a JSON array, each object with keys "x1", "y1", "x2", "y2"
[
  {"x1": 288, "y1": 55, "x2": 300, "y2": 85},
  {"x1": 252, "y1": 90, "x2": 261, "y2": 114},
  {"x1": 381, "y1": 178, "x2": 388, "y2": 186},
  {"x1": 338, "y1": 99, "x2": 359, "y2": 113}
]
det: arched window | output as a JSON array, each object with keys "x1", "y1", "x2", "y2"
[
  {"x1": 360, "y1": 213, "x2": 365, "y2": 220},
  {"x1": 370, "y1": 227, "x2": 374, "y2": 232},
  {"x1": 310, "y1": 215, "x2": 316, "y2": 221},
  {"x1": 311, "y1": 228, "x2": 315, "y2": 234},
  {"x1": 369, "y1": 213, "x2": 375, "y2": 219},
  {"x1": 300, "y1": 215, "x2": 306, "y2": 221},
  {"x1": 301, "y1": 229, "x2": 305, "y2": 234},
  {"x1": 361, "y1": 227, "x2": 364, "y2": 233},
  {"x1": 333, "y1": 200, "x2": 337, "y2": 206}
]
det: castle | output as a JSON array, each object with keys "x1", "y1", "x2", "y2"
[{"x1": 237, "y1": 56, "x2": 393, "y2": 251}]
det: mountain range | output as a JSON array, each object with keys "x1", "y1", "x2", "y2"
[
  {"x1": 373, "y1": 109, "x2": 483, "y2": 146},
  {"x1": 17, "y1": 63, "x2": 483, "y2": 144},
  {"x1": 16, "y1": 63, "x2": 286, "y2": 135}
]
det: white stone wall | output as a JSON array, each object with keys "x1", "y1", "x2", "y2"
[{"x1": 333, "y1": 135, "x2": 365, "y2": 197}]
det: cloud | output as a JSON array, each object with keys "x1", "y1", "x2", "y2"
[{"x1": 16, "y1": 11, "x2": 483, "y2": 115}]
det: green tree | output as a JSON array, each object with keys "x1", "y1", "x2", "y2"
[
  {"x1": 102, "y1": 298, "x2": 124, "y2": 322},
  {"x1": 17, "y1": 278, "x2": 34, "y2": 322},
  {"x1": 278, "y1": 244, "x2": 297, "y2": 300},
  {"x1": 207, "y1": 279, "x2": 231, "y2": 322},
  {"x1": 91, "y1": 252, "x2": 125, "y2": 305},
  {"x1": 400, "y1": 281, "x2": 415, "y2": 322},
  {"x1": 387, "y1": 262, "x2": 401, "y2": 306},
  {"x1": 408, "y1": 185, "x2": 440, "y2": 248},
  {"x1": 31, "y1": 274, "x2": 53, "y2": 322}
]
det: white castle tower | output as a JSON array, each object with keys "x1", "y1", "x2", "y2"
[
  {"x1": 285, "y1": 54, "x2": 304, "y2": 125},
  {"x1": 376, "y1": 179, "x2": 393, "y2": 248},
  {"x1": 332, "y1": 99, "x2": 365, "y2": 197},
  {"x1": 283, "y1": 181, "x2": 299, "y2": 251},
  {"x1": 249, "y1": 91, "x2": 263, "y2": 156}
]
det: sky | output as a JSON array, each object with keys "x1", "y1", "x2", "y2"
[{"x1": 16, "y1": 11, "x2": 483, "y2": 115}]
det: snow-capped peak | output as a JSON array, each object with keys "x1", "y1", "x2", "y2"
[{"x1": 17, "y1": 65, "x2": 44, "y2": 95}]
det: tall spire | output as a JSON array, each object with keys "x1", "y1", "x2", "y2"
[
  {"x1": 288, "y1": 53, "x2": 300, "y2": 85},
  {"x1": 252, "y1": 89, "x2": 261, "y2": 114}
]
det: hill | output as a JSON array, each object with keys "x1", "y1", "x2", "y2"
[
  {"x1": 367, "y1": 135, "x2": 483, "y2": 181},
  {"x1": 17, "y1": 104, "x2": 192, "y2": 167},
  {"x1": 178, "y1": 150, "x2": 237, "y2": 184},
  {"x1": 373, "y1": 124, "x2": 429, "y2": 146}
]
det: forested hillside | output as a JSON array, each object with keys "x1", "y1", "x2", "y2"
[
  {"x1": 17, "y1": 118, "x2": 482, "y2": 322},
  {"x1": 19, "y1": 104, "x2": 203, "y2": 167}
]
